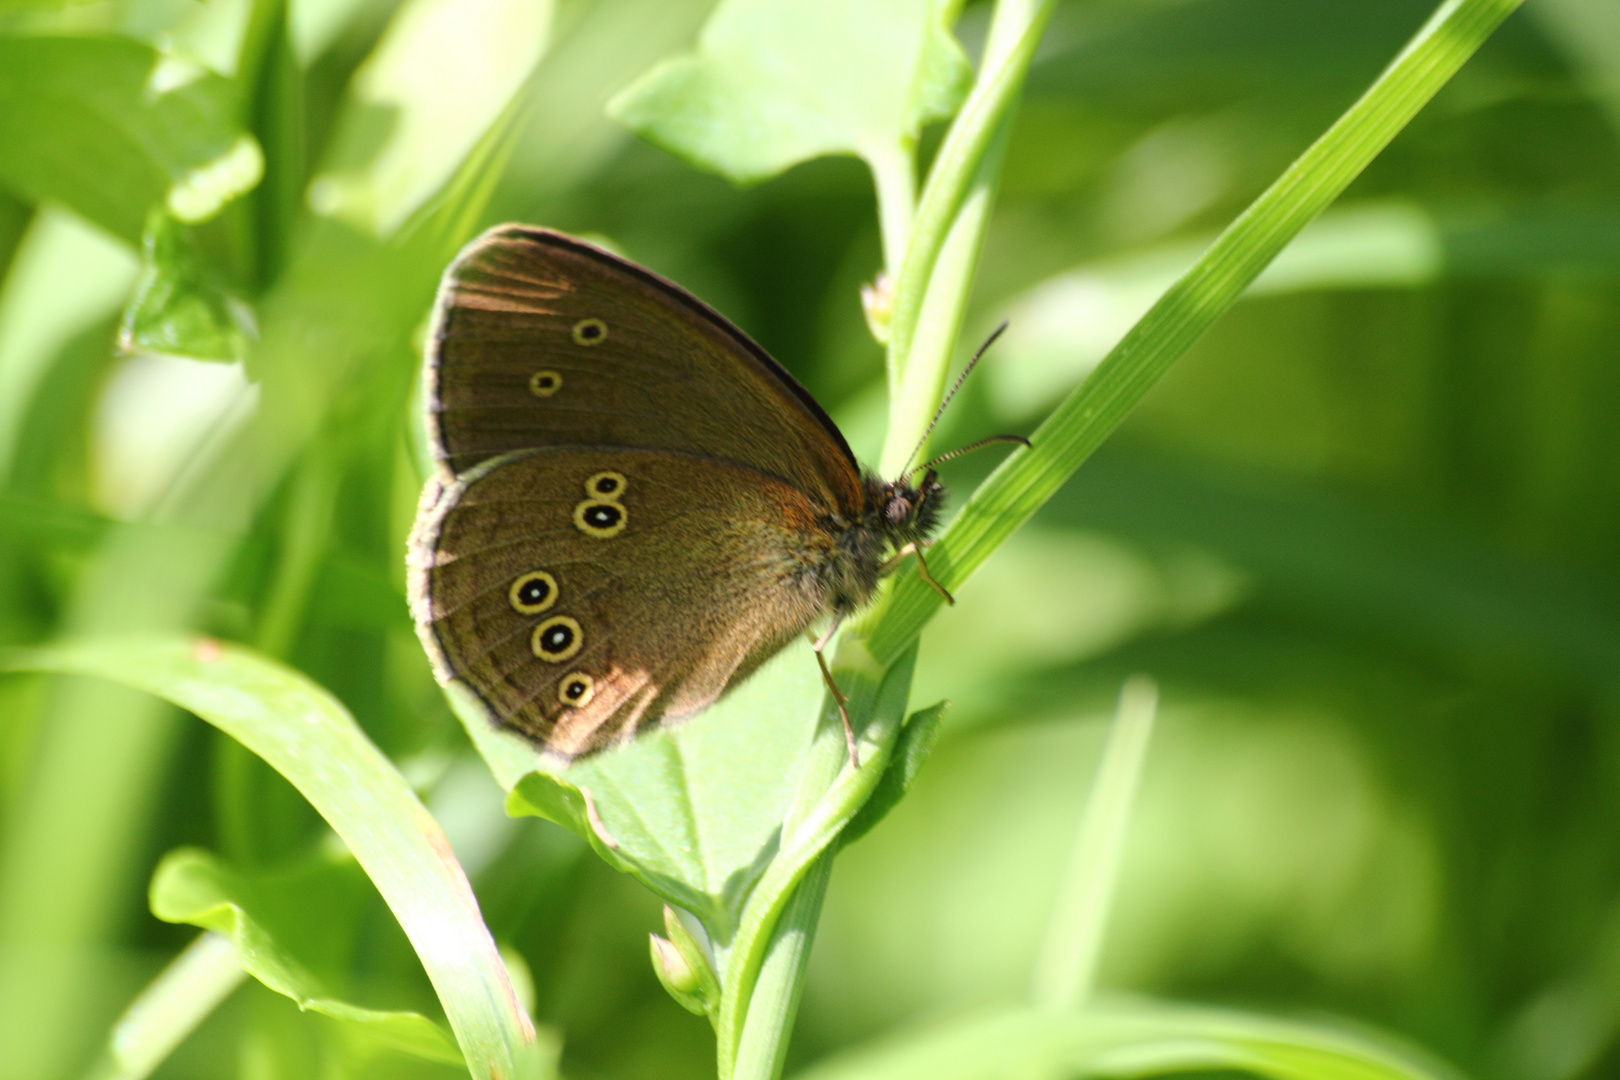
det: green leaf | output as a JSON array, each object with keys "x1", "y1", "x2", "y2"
[
  {"x1": 789, "y1": 1002, "x2": 1452, "y2": 1080},
  {"x1": 148, "y1": 847, "x2": 463, "y2": 1064},
  {"x1": 608, "y1": 0, "x2": 970, "y2": 185},
  {"x1": 502, "y1": 642, "x2": 827, "y2": 932},
  {"x1": 0, "y1": 37, "x2": 262, "y2": 243},
  {"x1": 839, "y1": 699, "x2": 947, "y2": 847},
  {"x1": 0, "y1": 638, "x2": 551, "y2": 1080},
  {"x1": 119, "y1": 210, "x2": 253, "y2": 363}
]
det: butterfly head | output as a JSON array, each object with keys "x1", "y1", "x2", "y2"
[{"x1": 870, "y1": 468, "x2": 945, "y2": 544}]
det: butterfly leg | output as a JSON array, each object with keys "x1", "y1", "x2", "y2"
[
  {"x1": 809, "y1": 615, "x2": 859, "y2": 767},
  {"x1": 884, "y1": 542, "x2": 956, "y2": 605}
]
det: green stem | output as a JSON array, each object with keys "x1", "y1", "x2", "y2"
[
  {"x1": 867, "y1": 140, "x2": 917, "y2": 281},
  {"x1": 715, "y1": 645, "x2": 917, "y2": 1078},
  {"x1": 728, "y1": 853, "x2": 834, "y2": 1080},
  {"x1": 253, "y1": 450, "x2": 339, "y2": 659},
  {"x1": 865, "y1": 0, "x2": 1529, "y2": 667},
  {"x1": 883, "y1": 0, "x2": 1058, "y2": 393},
  {"x1": 716, "y1": 0, "x2": 1522, "y2": 1074},
  {"x1": 879, "y1": 121, "x2": 1009, "y2": 476}
]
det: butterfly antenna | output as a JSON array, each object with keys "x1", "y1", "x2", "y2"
[
  {"x1": 900, "y1": 320, "x2": 1009, "y2": 475},
  {"x1": 914, "y1": 433, "x2": 1031, "y2": 472}
]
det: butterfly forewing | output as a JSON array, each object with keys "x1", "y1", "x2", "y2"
[
  {"x1": 410, "y1": 447, "x2": 832, "y2": 758},
  {"x1": 427, "y1": 226, "x2": 863, "y2": 517}
]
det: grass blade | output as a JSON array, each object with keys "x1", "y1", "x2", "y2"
[
  {"x1": 1030, "y1": 677, "x2": 1158, "y2": 1012},
  {"x1": 82, "y1": 933, "x2": 245, "y2": 1080},
  {"x1": 864, "y1": 0, "x2": 1528, "y2": 666}
]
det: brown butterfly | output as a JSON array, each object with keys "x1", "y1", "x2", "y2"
[{"x1": 408, "y1": 226, "x2": 1020, "y2": 762}]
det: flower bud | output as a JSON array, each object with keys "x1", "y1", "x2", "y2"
[{"x1": 650, "y1": 933, "x2": 708, "y2": 1015}]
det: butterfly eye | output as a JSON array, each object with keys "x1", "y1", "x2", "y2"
[
  {"x1": 571, "y1": 318, "x2": 607, "y2": 346},
  {"x1": 558, "y1": 673, "x2": 596, "y2": 707},
  {"x1": 573, "y1": 499, "x2": 627, "y2": 538},
  {"x1": 508, "y1": 570, "x2": 558, "y2": 614},
  {"x1": 585, "y1": 471, "x2": 626, "y2": 499},
  {"x1": 529, "y1": 370, "x2": 562, "y2": 397},
  {"x1": 531, "y1": 615, "x2": 583, "y2": 661}
]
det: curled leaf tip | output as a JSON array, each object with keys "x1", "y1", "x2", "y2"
[{"x1": 582, "y1": 787, "x2": 619, "y2": 849}]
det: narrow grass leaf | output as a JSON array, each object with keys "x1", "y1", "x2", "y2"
[
  {"x1": 82, "y1": 932, "x2": 244, "y2": 1080},
  {"x1": 1031, "y1": 677, "x2": 1158, "y2": 1011}
]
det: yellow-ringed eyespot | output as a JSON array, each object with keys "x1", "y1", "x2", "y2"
[
  {"x1": 558, "y1": 672, "x2": 596, "y2": 708},
  {"x1": 573, "y1": 499, "x2": 626, "y2": 538},
  {"x1": 571, "y1": 318, "x2": 607, "y2": 346},
  {"x1": 585, "y1": 471, "x2": 626, "y2": 500},
  {"x1": 508, "y1": 570, "x2": 558, "y2": 614},
  {"x1": 531, "y1": 615, "x2": 583, "y2": 662},
  {"x1": 529, "y1": 370, "x2": 562, "y2": 397}
]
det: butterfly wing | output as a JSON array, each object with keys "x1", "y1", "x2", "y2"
[
  {"x1": 409, "y1": 446, "x2": 832, "y2": 758},
  {"x1": 426, "y1": 225, "x2": 864, "y2": 517}
]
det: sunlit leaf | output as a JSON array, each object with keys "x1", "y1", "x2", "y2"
[
  {"x1": 839, "y1": 699, "x2": 947, "y2": 847},
  {"x1": 119, "y1": 211, "x2": 253, "y2": 364},
  {"x1": 501, "y1": 643, "x2": 826, "y2": 932},
  {"x1": 149, "y1": 847, "x2": 463, "y2": 1064},
  {"x1": 608, "y1": 0, "x2": 970, "y2": 184}
]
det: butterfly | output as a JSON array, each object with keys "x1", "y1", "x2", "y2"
[{"x1": 408, "y1": 226, "x2": 1019, "y2": 762}]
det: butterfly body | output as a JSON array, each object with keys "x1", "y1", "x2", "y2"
[{"x1": 409, "y1": 226, "x2": 944, "y2": 760}]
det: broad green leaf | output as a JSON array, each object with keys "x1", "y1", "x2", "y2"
[
  {"x1": 790, "y1": 1002, "x2": 1450, "y2": 1080},
  {"x1": 501, "y1": 642, "x2": 826, "y2": 933},
  {"x1": 0, "y1": 638, "x2": 550, "y2": 1080},
  {"x1": 119, "y1": 211, "x2": 253, "y2": 363},
  {"x1": 0, "y1": 37, "x2": 262, "y2": 244},
  {"x1": 148, "y1": 847, "x2": 462, "y2": 1064},
  {"x1": 608, "y1": 0, "x2": 970, "y2": 185},
  {"x1": 478, "y1": 628, "x2": 918, "y2": 1076}
]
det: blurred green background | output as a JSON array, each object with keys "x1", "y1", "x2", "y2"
[{"x1": 2, "y1": 0, "x2": 1619, "y2": 1078}]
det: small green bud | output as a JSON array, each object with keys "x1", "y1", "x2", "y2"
[
  {"x1": 648, "y1": 906, "x2": 722, "y2": 1020},
  {"x1": 650, "y1": 934, "x2": 708, "y2": 1015}
]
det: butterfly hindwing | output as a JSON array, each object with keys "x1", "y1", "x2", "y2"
[{"x1": 410, "y1": 446, "x2": 831, "y2": 758}]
